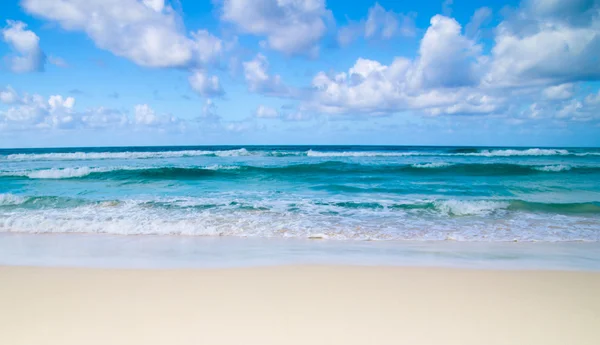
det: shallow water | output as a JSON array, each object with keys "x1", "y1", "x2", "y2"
[{"x1": 2, "y1": 233, "x2": 600, "y2": 271}]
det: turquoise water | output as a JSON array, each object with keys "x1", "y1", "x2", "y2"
[{"x1": 1, "y1": 146, "x2": 600, "y2": 242}]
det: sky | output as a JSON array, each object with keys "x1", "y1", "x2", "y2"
[{"x1": 1, "y1": 0, "x2": 600, "y2": 148}]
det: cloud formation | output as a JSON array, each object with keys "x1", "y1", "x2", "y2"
[
  {"x1": 0, "y1": 87, "x2": 185, "y2": 131},
  {"x1": 188, "y1": 70, "x2": 225, "y2": 97},
  {"x1": 243, "y1": 54, "x2": 290, "y2": 96},
  {"x1": 220, "y1": 0, "x2": 330, "y2": 56},
  {"x1": 1, "y1": 20, "x2": 46, "y2": 73},
  {"x1": 304, "y1": 1, "x2": 600, "y2": 124},
  {"x1": 21, "y1": 0, "x2": 222, "y2": 68}
]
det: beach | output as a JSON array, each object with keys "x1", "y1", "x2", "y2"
[
  {"x1": 1, "y1": 265, "x2": 599, "y2": 345},
  {"x1": 2, "y1": 145, "x2": 600, "y2": 344}
]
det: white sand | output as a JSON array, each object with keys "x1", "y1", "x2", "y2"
[{"x1": 1, "y1": 266, "x2": 599, "y2": 345}]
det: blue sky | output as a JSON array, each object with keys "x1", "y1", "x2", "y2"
[{"x1": 1, "y1": 0, "x2": 599, "y2": 147}]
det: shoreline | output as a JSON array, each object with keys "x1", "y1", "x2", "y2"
[
  {"x1": 2, "y1": 233, "x2": 600, "y2": 271},
  {"x1": 1, "y1": 265, "x2": 599, "y2": 345}
]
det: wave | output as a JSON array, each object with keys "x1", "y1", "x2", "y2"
[
  {"x1": 532, "y1": 165, "x2": 572, "y2": 172},
  {"x1": 411, "y1": 162, "x2": 454, "y2": 168},
  {"x1": 2, "y1": 162, "x2": 599, "y2": 180},
  {"x1": 467, "y1": 148, "x2": 570, "y2": 157},
  {"x1": 3, "y1": 148, "x2": 253, "y2": 161},
  {"x1": 306, "y1": 150, "x2": 420, "y2": 157},
  {"x1": 1, "y1": 195, "x2": 599, "y2": 241},
  {"x1": 2, "y1": 193, "x2": 599, "y2": 215},
  {"x1": 306, "y1": 148, "x2": 599, "y2": 158},
  {"x1": 6, "y1": 147, "x2": 600, "y2": 162}
]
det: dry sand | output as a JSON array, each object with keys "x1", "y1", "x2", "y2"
[{"x1": 1, "y1": 265, "x2": 599, "y2": 345}]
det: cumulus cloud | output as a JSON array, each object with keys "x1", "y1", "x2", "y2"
[
  {"x1": 188, "y1": 70, "x2": 225, "y2": 97},
  {"x1": 304, "y1": 1, "x2": 600, "y2": 123},
  {"x1": 0, "y1": 87, "x2": 185, "y2": 131},
  {"x1": 485, "y1": 0, "x2": 600, "y2": 86},
  {"x1": 308, "y1": 15, "x2": 494, "y2": 115},
  {"x1": 542, "y1": 83, "x2": 574, "y2": 100},
  {"x1": 243, "y1": 54, "x2": 289, "y2": 96},
  {"x1": 133, "y1": 104, "x2": 182, "y2": 128},
  {"x1": 1, "y1": 20, "x2": 46, "y2": 73},
  {"x1": 219, "y1": 0, "x2": 330, "y2": 56},
  {"x1": 0, "y1": 86, "x2": 19, "y2": 104},
  {"x1": 21, "y1": 0, "x2": 222, "y2": 68},
  {"x1": 413, "y1": 15, "x2": 483, "y2": 89}
]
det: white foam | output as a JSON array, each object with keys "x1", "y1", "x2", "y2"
[
  {"x1": 204, "y1": 165, "x2": 241, "y2": 171},
  {"x1": 215, "y1": 148, "x2": 250, "y2": 157},
  {"x1": 4, "y1": 148, "x2": 596, "y2": 161},
  {"x1": 306, "y1": 150, "x2": 420, "y2": 157},
  {"x1": 434, "y1": 200, "x2": 509, "y2": 216},
  {"x1": 4, "y1": 149, "x2": 252, "y2": 161},
  {"x1": 306, "y1": 148, "x2": 577, "y2": 158},
  {"x1": 0, "y1": 165, "x2": 245, "y2": 179},
  {"x1": 468, "y1": 148, "x2": 570, "y2": 157},
  {"x1": 0, "y1": 193, "x2": 27, "y2": 205},
  {"x1": 1, "y1": 167, "x2": 115, "y2": 179},
  {"x1": 1, "y1": 198, "x2": 598, "y2": 242},
  {"x1": 411, "y1": 162, "x2": 453, "y2": 169},
  {"x1": 533, "y1": 165, "x2": 572, "y2": 172}
]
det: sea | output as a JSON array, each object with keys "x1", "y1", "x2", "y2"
[{"x1": 1, "y1": 145, "x2": 600, "y2": 270}]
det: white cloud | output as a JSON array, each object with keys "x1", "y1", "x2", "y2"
[
  {"x1": 1, "y1": 20, "x2": 45, "y2": 73},
  {"x1": 526, "y1": 0, "x2": 598, "y2": 26},
  {"x1": 21, "y1": 0, "x2": 222, "y2": 68},
  {"x1": 142, "y1": 0, "x2": 165, "y2": 12},
  {"x1": 198, "y1": 99, "x2": 221, "y2": 122},
  {"x1": 243, "y1": 54, "x2": 289, "y2": 96},
  {"x1": 305, "y1": 2, "x2": 600, "y2": 123},
  {"x1": 188, "y1": 70, "x2": 225, "y2": 97},
  {"x1": 255, "y1": 105, "x2": 279, "y2": 118},
  {"x1": 309, "y1": 15, "x2": 493, "y2": 115},
  {"x1": 485, "y1": 0, "x2": 600, "y2": 86},
  {"x1": 584, "y1": 90, "x2": 600, "y2": 105},
  {"x1": 220, "y1": 0, "x2": 330, "y2": 56},
  {"x1": 413, "y1": 15, "x2": 483, "y2": 89},
  {"x1": 0, "y1": 86, "x2": 19, "y2": 104},
  {"x1": 134, "y1": 104, "x2": 160, "y2": 126},
  {"x1": 542, "y1": 83, "x2": 574, "y2": 100},
  {"x1": 0, "y1": 87, "x2": 185, "y2": 131},
  {"x1": 190, "y1": 30, "x2": 223, "y2": 65},
  {"x1": 80, "y1": 107, "x2": 128, "y2": 129}
]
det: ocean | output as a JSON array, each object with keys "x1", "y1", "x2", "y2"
[{"x1": 1, "y1": 145, "x2": 599, "y2": 243}]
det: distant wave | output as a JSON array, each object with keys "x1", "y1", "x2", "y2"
[
  {"x1": 411, "y1": 162, "x2": 454, "y2": 168},
  {"x1": 3, "y1": 148, "x2": 253, "y2": 161},
  {"x1": 532, "y1": 165, "x2": 572, "y2": 172},
  {"x1": 466, "y1": 148, "x2": 570, "y2": 157},
  {"x1": 306, "y1": 150, "x2": 419, "y2": 157},
  {"x1": 4, "y1": 147, "x2": 600, "y2": 161},
  {"x1": 1, "y1": 162, "x2": 598, "y2": 180}
]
